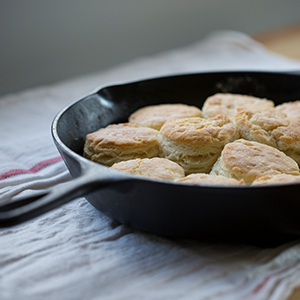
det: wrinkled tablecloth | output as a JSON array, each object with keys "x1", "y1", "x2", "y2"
[{"x1": 1, "y1": 31, "x2": 300, "y2": 300}]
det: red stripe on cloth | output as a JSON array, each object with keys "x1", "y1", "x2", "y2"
[{"x1": 0, "y1": 156, "x2": 63, "y2": 181}]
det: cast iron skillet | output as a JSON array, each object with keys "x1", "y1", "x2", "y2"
[{"x1": 1, "y1": 71, "x2": 300, "y2": 246}]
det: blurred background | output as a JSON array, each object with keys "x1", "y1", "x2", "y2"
[{"x1": 1, "y1": 0, "x2": 300, "y2": 97}]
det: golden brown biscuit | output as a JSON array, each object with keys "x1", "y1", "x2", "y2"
[
  {"x1": 175, "y1": 173, "x2": 244, "y2": 186},
  {"x1": 234, "y1": 106, "x2": 300, "y2": 165},
  {"x1": 202, "y1": 93, "x2": 274, "y2": 119},
  {"x1": 276, "y1": 100, "x2": 300, "y2": 118},
  {"x1": 272, "y1": 117, "x2": 300, "y2": 165},
  {"x1": 210, "y1": 139, "x2": 300, "y2": 184},
  {"x1": 129, "y1": 103, "x2": 203, "y2": 130},
  {"x1": 83, "y1": 123, "x2": 160, "y2": 166},
  {"x1": 234, "y1": 106, "x2": 288, "y2": 147},
  {"x1": 111, "y1": 158, "x2": 185, "y2": 181},
  {"x1": 158, "y1": 115, "x2": 239, "y2": 174},
  {"x1": 252, "y1": 174, "x2": 300, "y2": 186}
]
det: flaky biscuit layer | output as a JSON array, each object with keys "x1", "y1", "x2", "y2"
[
  {"x1": 159, "y1": 115, "x2": 239, "y2": 174},
  {"x1": 276, "y1": 100, "x2": 300, "y2": 118},
  {"x1": 83, "y1": 123, "x2": 160, "y2": 166},
  {"x1": 234, "y1": 106, "x2": 300, "y2": 165}
]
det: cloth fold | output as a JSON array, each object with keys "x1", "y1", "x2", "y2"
[{"x1": 1, "y1": 30, "x2": 300, "y2": 300}]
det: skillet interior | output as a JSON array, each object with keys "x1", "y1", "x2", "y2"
[{"x1": 54, "y1": 71, "x2": 300, "y2": 245}]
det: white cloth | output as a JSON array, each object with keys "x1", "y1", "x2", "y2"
[{"x1": 1, "y1": 30, "x2": 300, "y2": 300}]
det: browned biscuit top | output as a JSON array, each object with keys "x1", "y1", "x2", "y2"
[
  {"x1": 159, "y1": 115, "x2": 237, "y2": 145},
  {"x1": 111, "y1": 158, "x2": 185, "y2": 180},
  {"x1": 129, "y1": 103, "x2": 203, "y2": 130},
  {"x1": 202, "y1": 93, "x2": 274, "y2": 118},
  {"x1": 85, "y1": 123, "x2": 159, "y2": 149},
  {"x1": 222, "y1": 139, "x2": 299, "y2": 180},
  {"x1": 175, "y1": 173, "x2": 244, "y2": 186},
  {"x1": 276, "y1": 100, "x2": 300, "y2": 118}
]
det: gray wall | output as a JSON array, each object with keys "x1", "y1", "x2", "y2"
[{"x1": 1, "y1": 1, "x2": 300, "y2": 97}]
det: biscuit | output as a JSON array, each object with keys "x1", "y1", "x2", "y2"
[
  {"x1": 202, "y1": 93, "x2": 274, "y2": 119},
  {"x1": 158, "y1": 115, "x2": 239, "y2": 174},
  {"x1": 210, "y1": 139, "x2": 300, "y2": 184},
  {"x1": 252, "y1": 174, "x2": 300, "y2": 186},
  {"x1": 234, "y1": 106, "x2": 300, "y2": 165},
  {"x1": 83, "y1": 123, "x2": 160, "y2": 166},
  {"x1": 175, "y1": 173, "x2": 244, "y2": 186},
  {"x1": 272, "y1": 117, "x2": 300, "y2": 165},
  {"x1": 276, "y1": 100, "x2": 300, "y2": 118},
  {"x1": 234, "y1": 106, "x2": 288, "y2": 147},
  {"x1": 129, "y1": 103, "x2": 203, "y2": 130},
  {"x1": 111, "y1": 158, "x2": 185, "y2": 181}
]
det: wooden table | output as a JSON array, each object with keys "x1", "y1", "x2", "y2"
[
  {"x1": 253, "y1": 23, "x2": 300, "y2": 61},
  {"x1": 253, "y1": 23, "x2": 300, "y2": 300}
]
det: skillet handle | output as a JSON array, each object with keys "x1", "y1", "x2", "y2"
[{"x1": 0, "y1": 166, "x2": 129, "y2": 227}]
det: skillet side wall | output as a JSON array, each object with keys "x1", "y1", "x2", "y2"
[
  {"x1": 55, "y1": 72, "x2": 300, "y2": 244},
  {"x1": 86, "y1": 181, "x2": 300, "y2": 245}
]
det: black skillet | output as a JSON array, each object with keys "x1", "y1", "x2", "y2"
[{"x1": 1, "y1": 71, "x2": 300, "y2": 246}]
